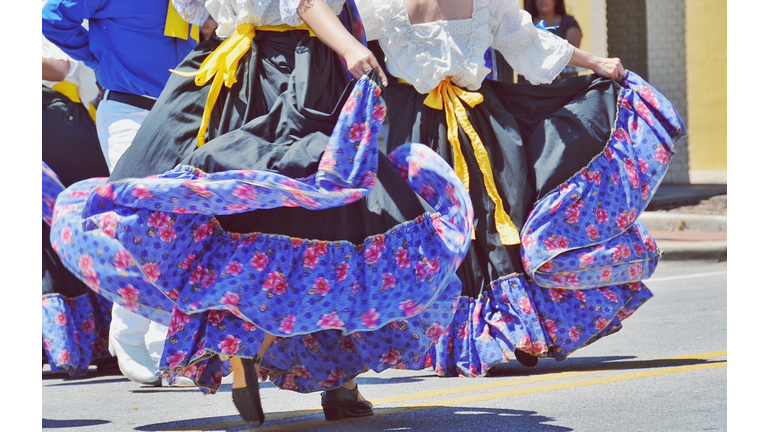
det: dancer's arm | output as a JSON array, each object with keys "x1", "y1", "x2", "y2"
[
  {"x1": 568, "y1": 48, "x2": 625, "y2": 81},
  {"x1": 297, "y1": 0, "x2": 388, "y2": 85}
]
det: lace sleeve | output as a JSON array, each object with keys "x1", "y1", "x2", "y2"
[
  {"x1": 355, "y1": 0, "x2": 386, "y2": 41},
  {"x1": 171, "y1": 0, "x2": 210, "y2": 26},
  {"x1": 490, "y1": 0, "x2": 573, "y2": 85},
  {"x1": 279, "y1": 0, "x2": 303, "y2": 26}
]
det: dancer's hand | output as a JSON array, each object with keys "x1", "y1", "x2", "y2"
[
  {"x1": 343, "y1": 45, "x2": 388, "y2": 86},
  {"x1": 592, "y1": 57, "x2": 625, "y2": 81}
]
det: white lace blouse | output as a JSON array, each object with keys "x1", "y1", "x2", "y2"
[
  {"x1": 171, "y1": 0, "x2": 346, "y2": 38},
  {"x1": 358, "y1": 0, "x2": 574, "y2": 93}
]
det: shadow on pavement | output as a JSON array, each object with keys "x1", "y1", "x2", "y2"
[
  {"x1": 487, "y1": 355, "x2": 723, "y2": 377},
  {"x1": 43, "y1": 418, "x2": 111, "y2": 428}
]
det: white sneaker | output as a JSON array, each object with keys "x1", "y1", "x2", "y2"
[
  {"x1": 170, "y1": 376, "x2": 196, "y2": 387},
  {"x1": 108, "y1": 334, "x2": 162, "y2": 386}
]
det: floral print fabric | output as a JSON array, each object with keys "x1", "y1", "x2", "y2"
[
  {"x1": 422, "y1": 71, "x2": 685, "y2": 377},
  {"x1": 50, "y1": 76, "x2": 474, "y2": 391},
  {"x1": 43, "y1": 162, "x2": 112, "y2": 376}
]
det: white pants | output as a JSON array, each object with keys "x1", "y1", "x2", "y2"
[{"x1": 96, "y1": 93, "x2": 167, "y2": 368}]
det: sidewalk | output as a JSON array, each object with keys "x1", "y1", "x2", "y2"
[{"x1": 642, "y1": 183, "x2": 727, "y2": 261}]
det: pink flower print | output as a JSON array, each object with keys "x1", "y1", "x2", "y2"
[
  {"x1": 263, "y1": 271, "x2": 288, "y2": 294},
  {"x1": 604, "y1": 147, "x2": 615, "y2": 161},
  {"x1": 339, "y1": 337, "x2": 357, "y2": 352},
  {"x1": 194, "y1": 222, "x2": 214, "y2": 243},
  {"x1": 310, "y1": 277, "x2": 331, "y2": 296},
  {"x1": 335, "y1": 262, "x2": 350, "y2": 283},
  {"x1": 143, "y1": 262, "x2": 161, "y2": 283},
  {"x1": 180, "y1": 254, "x2": 196, "y2": 270},
  {"x1": 613, "y1": 128, "x2": 630, "y2": 143},
  {"x1": 360, "y1": 127, "x2": 373, "y2": 146},
  {"x1": 318, "y1": 154, "x2": 337, "y2": 171},
  {"x1": 624, "y1": 159, "x2": 640, "y2": 188},
  {"x1": 522, "y1": 235, "x2": 536, "y2": 250},
  {"x1": 232, "y1": 184, "x2": 257, "y2": 201},
  {"x1": 97, "y1": 212, "x2": 119, "y2": 237},
  {"x1": 95, "y1": 184, "x2": 114, "y2": 199},
  {"x1": 364, "y1": 245, "x2": 382, "y2": 264},
  {"x1": 341, "y1": 97, "x2": 357, "y2": 115},
  {"x1": 171, "y1": 206, "x2": 195, "y2": 214},
  {"x1": 643, "y1": 236, "x2": 657, "y2": 253},
  {"x1": 415, "y1": 261, "x2": 429, "y2": 281},
  {"x1": 635, "y1": 100, "x2": 655, "y2": 126},
  {"x1": 372, "y1": 103, "x2": 386, "y2": 122},
  {"x1": 221, "y1": 292, "x2": 240, "y2": 307},
  {"x1": 251, "y1": 253, "x2": 269, "y2": 271},
  {"x1": 223, "y1": 261, "x2": 243, "y2": 275},
  {"x1": 114, "y1": 250, "x2": 134, "y2": 271},
  {"x1": 539, "y1": 261, "x2": 555, "y2": 272},
  {"x1": 627, "y1": 282, "x2": 642, "y2": 292},
  {"x1": 302, "y1": 334, "x2": 318, "y2": 349},
  {"x1": 641, "y1": 182, "x2": 651, "y2": 200},
  {"x1": 218, "y1": 335, "x2": 240, "y2": 355},
  {"x1": 633, "y1": 243, "x2": 646, "y2": 256},
  {"x1": 628, "y1": 263, "x2": 643, "y2": 280},
  {"x1": 544, "y1": 236, "x2": 570, "y2": 252},
  {"x1": 637, "y1": 158, "x2": 649, "y2": 174},
  {"x1": 80, "y1": 318, "x2": 96, "y2": 334},
  {"x1": 84, "y1": 269, "x2": 100, "y2": 291},
  {"x1": 395, "y1": 248, "x2": 411, "y2": 269},
  {"x1": 596, "y1": 208, "x2": 609, "y2": 225},
  {"x1": 242, "y1": 321, "x2": 258, "y2": 332},
  {"x1": 639, "y1": 85, "x2": 660, "y2": 109},
  {"x1": 54, "y1": 312, "x2": 67, "y2": 326},
  {"x1": 352, "y1": 279, "x2": 361, "y2": 294},
  {"x1": 519, "y1": 297, "x2": 533, "y2": 314},
  {"x1": 654, "y1": 145, "x2": 670, "y2": 164},
  {"x1": 381, "y1": 273, "x2": 396, "y2": 291},
  {"x1": 617, "y1": 308, "x2": 631, "y2": 320},
  {"x1": 118, "y1": 285, "x2": 140, "y2": 311},
  {"x1": 522, "y1": 257, "x2": 531, "y2": 272},
  {"x1": 317, "y1": 312, "x2": 345, "y2": 329},
  {"x1": 595, "y1": 317, "x2": 609, "y2": 332},
  {"x1": 616, "y1": 213, "x2": 630, "y2": 231},
  {"x1": 578, "y1": 253, "x2": 595, "y2": 268},
  {"x1": 61, "y1": 226, "x2": 73, "y2": 243},
  {"x1": 427, "y1": 258, "x2": 440, "y2": 276},
  {"x1": 566, "y1": 200, "x2": 584, "y2": 224},
  {"x1": 548, "y1": 288, "x2": 567, "y2": 302},
  {"x1": 575, "y1": 290, "x2": 586, "y2": 302},
  {"x1": 371, "y1": 235, "x2": 386, "y2": 251},
  {"x1": 158, "y1": 224, "x2": 177, "y2": 243},
  {"x1": 166, "y1": 350, "x2": 188, "y2": 369},
  {"x1": 611, "y1": 172, "x2": 621, "y2": 185},
  {"x1": 348, "y1": 122, "x2": 367, "y2": 142},
  {"x1": 303, "y1": 248, "x2": 319, "y2": 269},
  {"x1": 185, "y1": 181, "x2": 213, "y2": 198},
  {"x1": 291, "y1": 238, "x2": 303, "y2": 248},
  {"x1": 599, "y1": 267, "x2": 613, "y2": 281},
  {"x1": 169, "y1": 310, "x2": 191, "y2": 335},
  {"x1": 343, "y1": 189, "x2": 363, "y2": 203},
  {"x1": 458, "y1": 323, "x2": 469, "y2": 340},
  {"x1": 361, "y1": 171, "x2": 377, "y2": 188},
  {"x1": 544, "y1": 320, "x2": 558, "y2": 338},
  {"x1": 599, "y1": 288, "x2": 619, "y2": 302},
  {"x1": 131, "y1": 185, "x2": 153, "y2": 200},
  {"x1": 548, "y1": 200, "x2": 562, "y2": 215},
  {"x1": 399, "y1": 299, "x2": 424, "y2": 317},
  {"x1": 361, "y1": 308, "x2": 380, "y2": 328},
  {"x1": 426, "y1": 322, "x2": 444, "y2": 343},
  {"x1": 569, "y1": 326, "x2": 580, "y2": 342},
  {"x1": 380, "y1": 348, "x2": 402, "y2": 365},
  {"x1": 518, "y1": 334, "x2": 533, "y2": 352},
  {"x1": 58, "y1": 349, "x2": 71, "y2": 364},
  {"x1": 586, "y1": 225, "x2": 599, "y2": 241},
  {"x1": 292, "y1": 365, "x2": 310, "y2": 379},
  {"x1": 278, "y1": 314, "x2": 296, "y2": 334},
  {"x1": 619, "y1": 96, "x2": 632, "y2": 110},
  {"x1": 612, "y1": 244, "x2": 631, "y2": 261},
  {"x1": 148, "y1": 211, "x2": 171, "y2": 228},
  {"x1": 189, "y1": 264, "x2": 205, "y2": 284}
]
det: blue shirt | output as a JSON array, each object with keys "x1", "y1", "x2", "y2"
[{"x1": 42, "y1": 0, "x2": 199, "y2": 98}]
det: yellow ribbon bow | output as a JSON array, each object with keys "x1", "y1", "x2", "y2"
[
  {"x1": 171, "y1": 23, "x2": 316, "y2": 148},
  {"x1": 165, "y1": 0, "x2": 200, "y2": 43},
  {"x1": 50, "y1": 81, "x2": 97, "y2": 123},
  {"x1": 424, "y1": 79, "x2": 521, "y2": 245}
]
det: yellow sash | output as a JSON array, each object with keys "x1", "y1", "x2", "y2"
[
  {"x1": 165, "y1": 0, "x2": 200, "y2": 43},
  {"x1": 421, "y1": 79, "x2": 521, "y2": 245},
  {"x1": 51, "y1": 81, "x2": 97, "y2": 123},
  {"x1": 171, "y1": 23, "x2": 315, "y2": 148}
]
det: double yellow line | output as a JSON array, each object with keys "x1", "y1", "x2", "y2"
[{"x1": 170, "y1": 350, "x2": 726, "y2": 431}]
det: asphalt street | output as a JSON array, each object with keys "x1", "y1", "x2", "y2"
[{"x1": 42, "y1": 260, "x2": 728, "y2": 432}]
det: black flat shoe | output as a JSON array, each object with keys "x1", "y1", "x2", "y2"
[
  {"x1": 232, "y1": 356, "x2": 265, "y2": 427},
  {"x1": 321, "y1": 383, "x2": 374, "y2": 421},
  {"x1": 514, "y1": 349, "x2": 539, "y2": 367}
]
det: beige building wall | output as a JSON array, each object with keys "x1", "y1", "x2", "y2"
[{"x1": 685, "y1": 0, "x2": 727, "y2": 183}]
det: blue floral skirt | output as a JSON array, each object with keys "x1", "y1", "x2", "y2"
[
  {"x1": 50, "y1": 75, "x2": 474, "y2": 392},
  {"x1": 379, "y1": 50, "x2": 686, "y2": 377},
  {"x1": 43, "y1": 162, "x2": 112, "y2": 376}
]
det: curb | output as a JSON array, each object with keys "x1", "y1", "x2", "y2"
[
  {"x1": 639, "y1": 212, "x2": 727, "y2": 232},
  {"x1": 657, "y1": 240, "x2": 727, "y2": 261}
]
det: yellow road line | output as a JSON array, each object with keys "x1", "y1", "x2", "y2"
[{"x1": 169, "y1": 351, "x2": 726, "y2": 431}]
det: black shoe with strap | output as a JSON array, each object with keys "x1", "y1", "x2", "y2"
[
  {"x1": 232, "y1": 355, "x2": 265, "y2": 427},
  {"x1": 321, "y1": 383, "x2": 374, "y2": 421}
]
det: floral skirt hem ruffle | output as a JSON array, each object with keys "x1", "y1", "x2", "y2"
[
  {"x1": 50, "y1": 76, "x2": 474, "y2": 392},
  {"x1": 419, "y1": 71, "x2": 685, "y2": 377}
]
